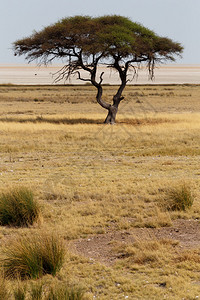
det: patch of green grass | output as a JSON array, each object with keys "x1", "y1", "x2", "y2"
[
  {"x1": 0, "y1": 187, "x2": 41, "y2": 227},
  {"x1": 2, "y1": 233, "x2": 65, "y2": 279}
]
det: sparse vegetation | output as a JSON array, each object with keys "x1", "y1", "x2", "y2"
[
  {"x1": 0, "y1": 187, "x2": 41, "y2": 227},
  {"x1": 0, "y1": 84, "x2": 200, "y2": 299},
  {"x1": 2, "y1": 233, "x2": 65, "y2": 279},
  {"x1": 113, "y1": 239, "x2": 179, "y2": 266},
  {"x1": 112, "y1": 238, "x2": 200, "y2": 299}
]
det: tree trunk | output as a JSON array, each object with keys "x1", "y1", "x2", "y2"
[
  {"x1": 104, "y1": 93, "x2": 125, "y2": 124},
  {"x1": 104, "y1": 105, "x2": 118, "y2": 124},
  {"x1": 90, "y1": 63, "x2": 126, "y2": 124}
]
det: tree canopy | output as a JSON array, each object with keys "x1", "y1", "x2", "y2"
[{"x1": 14, "y1": 15, "x2": 183, "y2": 123}]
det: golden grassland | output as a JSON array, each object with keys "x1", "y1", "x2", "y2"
[{"x1": 0, "y1": 84, "x2": 200, "y2": 299}]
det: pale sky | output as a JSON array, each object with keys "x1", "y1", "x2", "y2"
[{"x1": 1, "y1": 0, "x2": 199, "y2": 64}]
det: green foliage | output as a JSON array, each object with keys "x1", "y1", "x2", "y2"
[
  {"x1": 0, "y1": 187, "x2": 41, "y2": 227},
  {"x1": 2, "y1": 233, "x2": 65, "y2": 279},
  {"x1": 13, "y1": 15, "x2": 183, "y2": 66},
  {"x1": 165, "y1": 184, "x2": 194, "y2": 211}
]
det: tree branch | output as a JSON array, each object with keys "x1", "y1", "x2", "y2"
[
  {"x1": 76, "y1": 71, "x2": 91, "y2": 82},
  {"x1": 99, "y1": 72, "x2": 104, "y2": 85}
]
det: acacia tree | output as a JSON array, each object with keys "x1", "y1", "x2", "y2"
[{"x1": 14, "y1": 15, "x2": 183, "y2": 124}]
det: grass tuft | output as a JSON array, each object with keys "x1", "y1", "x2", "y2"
[
  {"x1": 0, "y1": 187, "x2": 41, "y2": 227},
  {"x1": 2, "y1": 232, "x2": 65, "y2": 279},
  {"x1": 165, "y1": 184, "x2": 194, "y2": 211},
  {"x1": 40, "y1": 234, "x2": 65, "y2": 277}
]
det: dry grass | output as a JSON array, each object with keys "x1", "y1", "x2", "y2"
[
  {"x1": 0, "y1": 278, "x2": 86, "y2": 300},
  {"x1": 111, "y1": 238, "x2": 200, "y2": 299},
  {"x1": 2, "y1": 232, "x2": 65, "y2": 279},
  {"x1": 113, "y1": 238, "x2": 179, "y2": 266},
  {"x1": 0, "y1": 84, "x2": 200, "y2": 299},
  {"x1": 0, "y1": 276, "x2": 10, "y2": 299},
  {"x1": 0, "y1": 187, "x2": 41, "y2": 227},
  {"x1": 163, "y1": 183, "x2": 194, "y2": 211}
]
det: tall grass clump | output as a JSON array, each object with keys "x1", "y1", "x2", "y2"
[
  {"x1": 0, "y1": 187, "x2": 41, "y2": 227},
  {"x1": 2, "y1": 232, "x2": 65, "y2": 279},
  {"x1": 165, "y1": 183, "x2": 194, "y2": 211}
]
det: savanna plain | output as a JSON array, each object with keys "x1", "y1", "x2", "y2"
[{"x1": 0, "y1": 84, "x2": 200, "y2": 299}]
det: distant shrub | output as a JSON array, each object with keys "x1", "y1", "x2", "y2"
[
  {"x1": 2, "y1": 232, "x2": 65, "y2": 279},
  {"x1": 0, "y1": 187, "x2": 41, "y2": 227},
  {"x1": 165, "y1": 184, "x2": 194, "y2": 211}
]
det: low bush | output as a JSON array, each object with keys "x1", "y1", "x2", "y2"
[
  {"x1": 0, "y1": 187, "x2": 41, "y2": 227},
  {"x1": 165, "y1": 183, "x2": 194, "y2": 211},
  {"x1": 2, "y1": 232, "x2": 65, "y2": 279}
]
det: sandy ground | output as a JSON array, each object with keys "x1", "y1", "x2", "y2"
[
  {"x1": 72, "y1": 219, "x2": 200, "y2": 266},
  {"x1": 1, "y1": 64, "x2": 200, "y2": 85}
]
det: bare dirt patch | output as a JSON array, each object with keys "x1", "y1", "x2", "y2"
[{"x1": 71, "y1": 219, "x2": 200, "y2": 266}]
